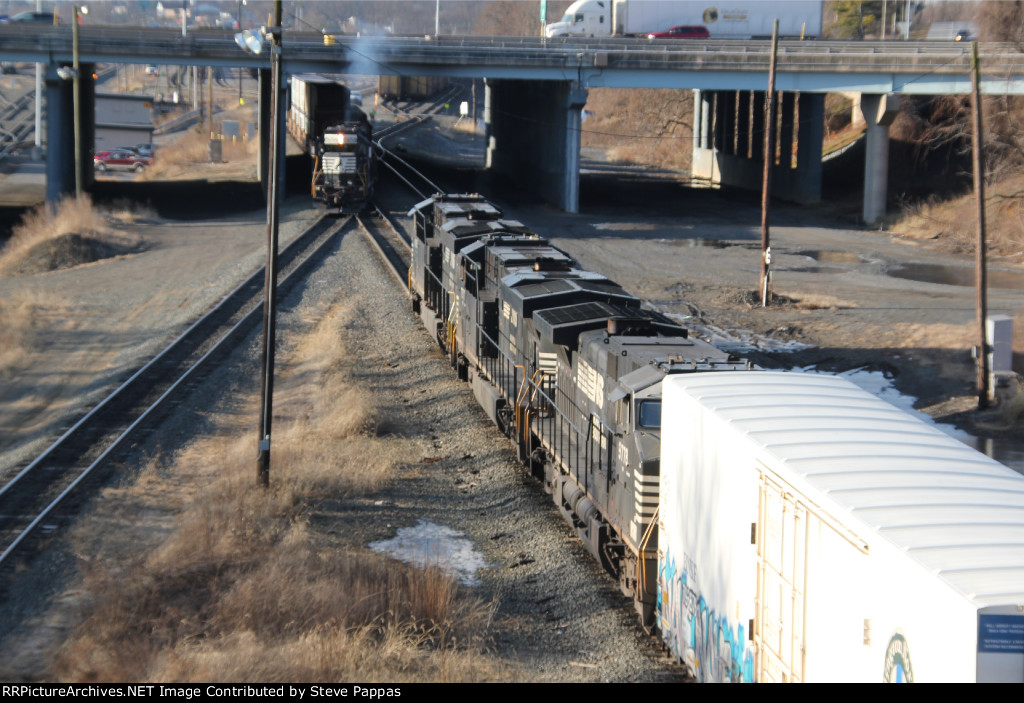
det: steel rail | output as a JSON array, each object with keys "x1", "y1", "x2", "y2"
[
  {"x1": 0, "y1": 213, "x2": 352, "y2": 574},
  {"x1": 358, "y1": 206, "x2": 410, "y2": 289}
]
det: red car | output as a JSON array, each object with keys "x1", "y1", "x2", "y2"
[
  {"x1": 94, "y1": 149, "x2": 151, "y2": 172},
  {"x1": 646, "y1": 25, "x2": 710, "y2": 39}
]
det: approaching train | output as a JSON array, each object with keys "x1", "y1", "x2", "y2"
[
  {"x1": 406, "y1": 193, "x2": 1024, "y2": 682},
  {"x1": 288, "y1": 75, "x2": 376, "y2": 212}
]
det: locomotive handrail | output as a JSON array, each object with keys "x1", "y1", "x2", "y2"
[{"x1": 471, "y1": 317, "x2": 616, "y2": 493}]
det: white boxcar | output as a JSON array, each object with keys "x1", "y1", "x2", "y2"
[{"x1": 658, "y1": 371, "x2": 1024, "y2": 682}]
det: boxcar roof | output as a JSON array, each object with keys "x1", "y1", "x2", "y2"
[{"x1": 666, "y1": 371, "x2": 1024, "y2": 607}]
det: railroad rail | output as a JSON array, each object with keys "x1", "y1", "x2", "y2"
[
  {"x1": 359, "y1": 204, "x2": 411, "y2": 288},
  {"x1": 0, "y1": 213, "x2": 354, "y2": 578}
]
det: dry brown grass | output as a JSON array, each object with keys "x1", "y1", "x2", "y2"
[
  {"x1": 0, "y1": 195, "x2": 107, "y2": 270},
  {"x1": 55, "y1": 303, "x2": 503, "y2": 683},
  {"x1": 893, "y1": 171, "x2": 1024, "y2": 259},
  {"x1": 141, "y1": 129, "x2": 256, "y2": 180},
  {"x1": 582, "y1": 88, "x2": 694, "y2": 173},
  {"x1": 105, "y1": 199, "x2": 159, "y2": 225},
  {"x1": 0, "y1": 195, "x2": 146, "y2": 276},
  {"x1": 0, "y1": 289, "x2": 64, "y2": 379}
]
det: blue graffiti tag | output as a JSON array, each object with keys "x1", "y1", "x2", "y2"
[{"x1": 658, "y1": 549, "x2": 754, "y2": 682}]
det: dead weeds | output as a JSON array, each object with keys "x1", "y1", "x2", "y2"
[
  {"x1": 141, "y1": 129, "x2": 256, "y2": 181},
  {"x1": 0, "y1": 195, "x2": 145, "y2": 276},
  {"x1": 55, "y1": 301, "x2": 501, "y2": 683}
]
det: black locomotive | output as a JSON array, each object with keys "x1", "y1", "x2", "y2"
[
  {"x1": 408, "y1": 193, "x2": 751, "y2": 626},
  {"x1": 289, "y1": 75, "x2": 376, "y2": 212}
]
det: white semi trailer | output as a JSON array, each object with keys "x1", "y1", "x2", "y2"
[
  {"x1": 657, "y1": 371, "x2": 1024, "y2": 682},
  {"x1": 544, "y1": 0, "x2": 822, "y2": 39}
]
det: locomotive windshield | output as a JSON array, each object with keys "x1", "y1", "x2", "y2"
[{"x1": 637, "y1": 400, "x2": 661, "y2": 429}]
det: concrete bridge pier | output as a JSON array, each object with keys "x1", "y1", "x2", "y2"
[
  {"x1": 45, "y1": 62, "x2": 95, "y2": 202},
  {"x1": 484, "y1": 78, "x2": 587, "y2": 213},
  {"x1": 861, "y1": 93, "x2": 900, "y2": 225},
  {"x1": 692, "y1": 89, "x2": 823, "y2": 204}
]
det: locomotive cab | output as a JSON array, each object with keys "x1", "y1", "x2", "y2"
[{"x1": 313, "y1": 117, "x2": 374, "y2": 212}]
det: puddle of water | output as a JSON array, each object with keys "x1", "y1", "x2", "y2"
[
  {"x1": 368, "y1": 519, "x2": 487, "y2": 587},
  {"x1": 889, "y1": 263, "x2": 1024, "y2": 291},
  {"x1": 793, "y1": 365, "x2": 1024, "y2": 476},
  {"x1": 592, "y1": 222, "x2": 664, "y2": 231},
  {"x1": 794, "y1": 250, "x2": 863, "y2": 264},
  {"x1": 782, "y1": 265, "x2": 839, "y2": 274}
]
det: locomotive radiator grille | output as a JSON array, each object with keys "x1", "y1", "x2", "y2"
[
  {"x1": 631, "y1": 475, "x2": 659, "y2": 543},
  {"x1": 322, "y1": 154, "x2": 358, "y2": 175}
]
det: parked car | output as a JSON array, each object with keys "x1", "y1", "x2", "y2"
[
  {"x1": 646, "y1": 25, "x2": 710, "y2": 39},
  {"x1": 134, "y1": 143, "x2": 156, "y2": 157},
  {"x1": 94, "y1": 150, "x2": 151, "y2": 172},
  {"x1": 954, "y1": 29, "x2": 975, "y2": 41},
  {"x1": 145, "y1": 65, "x2": 159, "y2": 76},
  {"x1": 9, "y1": 11, "x2": 58, "y2": 24}
]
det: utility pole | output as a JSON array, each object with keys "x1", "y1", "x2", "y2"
[
  {"x1": 72, "y1": 5, "x2": 83, "y2": 199},
  {"x1": 760, "y1": 19, "x2": 779, "y2": 307},
  {"x1": 257, "y1": 0, "x2": 284, "y2": 487},
  {"x1": 208, "y1": 66, "x2": 214, "y2": 132},
  {"x1": 238, "y1": 0, "x2": 245, "y2": 105},
  {"x1": 970, "y1": 42, "x2": 990, "y2": 409}
]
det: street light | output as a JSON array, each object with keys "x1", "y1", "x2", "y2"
[
  {"x1": 58, "y1": 5, "x2": 88, "y2": 199},
  {"x1": 237, "y1": 0, "x2": 247, "y2": 105},
  {"x1": 236, "y1": 1, "x2": 282, "y2": 488}
]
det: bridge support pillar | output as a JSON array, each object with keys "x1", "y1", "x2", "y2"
[
  {"x1": 691, "y1": 89, "x2": 822, "y2": 204},
  {"x1": 793, "y1": 93, "x2": 824, "y2": 202},
  {"x1": 45, "y1": 62, "x2": 95, "y2": 202},
  {"x1": 861, "y1": 93, "x2": 900, "y2": 224},
  {"x1": 484, "y1": 79, "x2": 587, "y2": 213}
]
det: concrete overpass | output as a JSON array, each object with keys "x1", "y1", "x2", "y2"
[{"x1": 4, "y1": 25, "x2": 1024, "y2": 220}]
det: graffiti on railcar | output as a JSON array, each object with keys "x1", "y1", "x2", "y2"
[{"x1": 658, "y1": 550, "x2": 754, "y2": 683}]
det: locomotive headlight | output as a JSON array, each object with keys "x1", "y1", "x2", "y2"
[{"x1": 324, "y1": 134, "x2": 346, "y2": 146}]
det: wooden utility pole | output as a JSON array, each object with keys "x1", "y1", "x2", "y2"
[
  {"x1": 207, "y1": 66, "x2": 214, "y2": 133},
  {"x1": 257, "y1": 0, "x2": 284, "y2": 487},
  {"x1": 970, "y1": 41, "x2": 990, "y2": 409},
  {"x1": 760, "y1": 19, "x2": 779, "y2": 307},
  {"x1": 71, "y1": 5, "x2": 82, "y2": 199}
]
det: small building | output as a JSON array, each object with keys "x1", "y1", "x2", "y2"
[{"x1": 94, "y1": 93, "x2": 154, "y2": 151}]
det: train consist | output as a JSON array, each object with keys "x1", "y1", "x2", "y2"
[
  {"x1": 406, "y1": 193, "x2": 1024, "y2": 682},
  {"x1": 377, "y1": 75, "x2": 449, "y2": 101},
  {"x1": 288, "y1": 75, "x2": 376, "y2": 212}
]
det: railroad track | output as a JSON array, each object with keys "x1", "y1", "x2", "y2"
[
  {"x1": 0, "y1": 213, "x2": 354, "y2": 580},
  {"x1": 358, "y1": 204, "x2": 411, "y2": 287}
]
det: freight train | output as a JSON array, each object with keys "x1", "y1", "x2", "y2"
[
  {"x1": 289, "y1": 75, "x2": 376, "y2": 212},
  {"x1": 377, "y1": 75, "x2": 449, "y2": 102},
  {"x1": 406, "y1": 193, "x2": 1024, "y2": 682}
]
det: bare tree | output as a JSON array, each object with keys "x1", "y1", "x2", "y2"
[{"x1": 473, "y1": 1, "x2": 573, "y2": 36}]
